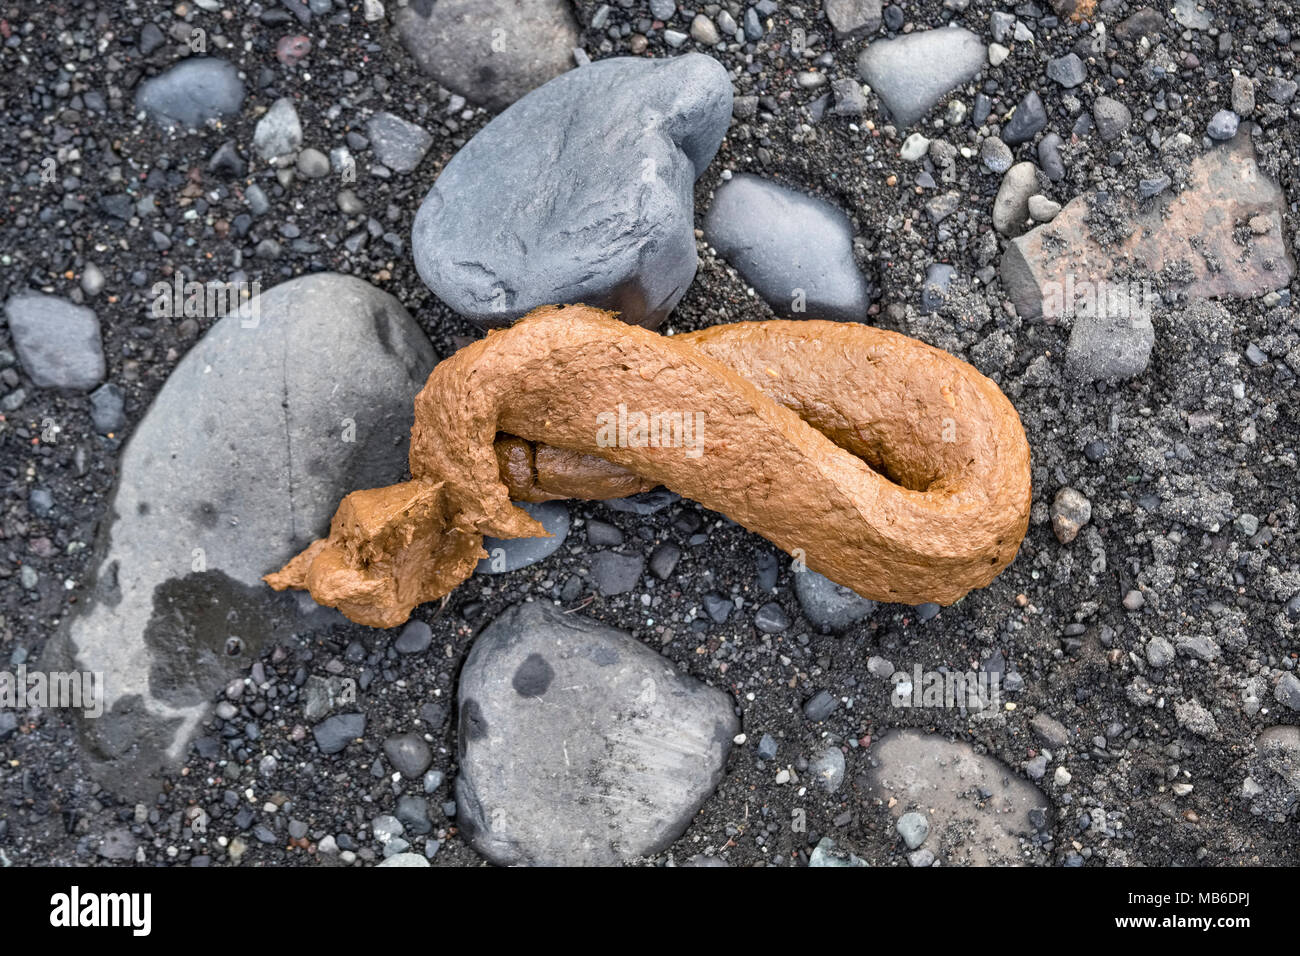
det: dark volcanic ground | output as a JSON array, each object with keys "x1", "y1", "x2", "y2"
[{"x1": 1, "y1": 0, "x2": 1299, "y2": 867}]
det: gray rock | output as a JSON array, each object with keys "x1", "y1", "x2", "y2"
[
  {"x1": 808, "y1": 836, "x2": 868, "y2": 866},
  {"x1": 824, "y1": 0, "x2": 882, "y2": 38},
  {"x1": 589, "y1": 550, "x2": 646, "y2": 595},
  {"x1": 754, "y1": 602, "x2": 790, "y2": 633},
  {"x1": 830, "y1": 77, "x2": 867, "y2": 116},
  {"x1": 384, "y1": 733, "x2": 433, "y2": 779},
  {"x1": 1172, "y1": 0, "x2": 1211, "y2": 30},
  {"x1": 42, "y1": 275, "x2": 435, "y2": 798},
  {"x1": 1275, "y1": 673, "x2": 1300, "y2": 712},
  {"x1": 254, "y1": 97, "x2": 303, "y2": 163},
  {"x1": 394, "y1": 0, "x2": 578, "y2": 111},
  {"x1": 908, "y1": 847, "x2": 935, "y2": 866},
  {"x1": 4, "y1": 293, "x2": 105, "y2": 391},
  {"x1": 1046, "y1": 53, "x2": 1086, "y2": 88},
  {"x1": 135, "y1": 59, "x2": 245, "y2": 130},
  {"x1": 1050, "y1": 486, "x2": 1091, "y2": 543},
  {"x1": 394, "y1": 620, "x2": 432, "y2": 655},
  {"x1": 1174, "y1": 698, "x2": 1218, "y2": 737},
  {"x1": 314, "y1": 713, "x2": 366, "y2": 755},
  {"x1": 1002, "y1": 91, "x2": 1047, "y2": 145},
  {"x1": 856, "y1": 27, "x2": 984, "y2": 127},
  {"x1": 377, "y1": 852, "x2": 430, "y2": 867},
  {"x1": 1206, "y1": 109, "x2": 1240, "y2": 141},
  {"x1": 295, "y1": 148, "x2": 330, "y2": 179},
  {"x1": 1092, "y1": 95, "x2": 1132, "y2": 142},
  {"x1": 792, "y1": 569, "x2": 876, "y2": 633},
  {"x1": 1030, "y1": 713, "x2": 1069, "y2": 749},
  {"x1": 690, "y1": 13, "x2": 720, "y2": 45},
  {"x1": 757, "y1": 733, "x2": 778, "y2": 760},
  {"x1": 897, "y1": 811, "x2": 929, "y2": 849},
  {"x1": 1027, "y1": 194, "x2": 1061, "y2": 222},
  {"x1": 704, "y1": 174, "x2": 872, "y2": 322},
  {"x1": 980, "y1": 136, "x2": 1014, "y2": 174},
  {"x1": 367, "y1": 112, "x2": 433, "y2": 173},
  {"x1": 803, "y1": 689, "x2": 838, "y2": 722},
  {"x1": 1038, "y1": 132, "x2": 1066, "y2": 181},
  {"x1": 89, "y1": 383, "x2": 126, "y2": 434},
  {"x1": 992, "y1": 162, "x2": 1038, "y2": 237},
  {"x1": 1145, "y1": 636, "x2": 1176, "y2": 668},
  {"x1": 1066, "y1": 308, "x2": 1155, "y2": 382},
  {"x1": 413, "y1": 55, "x2": 730, "y2": 330},
  {"x1": 476, "y1": 500, "x2": 570, "y2": 573},
  {"x1": 99, "y1": 828, "x2": 138, "y2": 861},
  {"x1": 455, "y1": 601, "x2": 737, "y2": 865},
  {"x1": 920, "y1": 263, "x2": 956, "y2": 315},
  {"x1": 809, "y1": 745, "x2": 846, "y2": 792}
]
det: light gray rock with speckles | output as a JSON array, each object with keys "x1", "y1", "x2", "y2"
[
  {"x1": 456, "y1": 601, "x2": 737, "y2": 865},
  {"x1": 43, "y1": 275, "x2": 436, "y2": 799}
]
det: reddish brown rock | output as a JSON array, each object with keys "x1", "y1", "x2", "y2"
[{"x1": 1002, "y1": 134, "x2": 1295, "y2": 321}]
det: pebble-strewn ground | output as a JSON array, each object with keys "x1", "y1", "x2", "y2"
[{"x1": 1, "y1": 0, "x2": 1299, "y2": 867}]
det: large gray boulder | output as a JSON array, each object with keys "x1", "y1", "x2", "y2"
[
  {"x1": 395, "y1": 0, "x2": 578, "y2": 111},
  {"x1": 135, "y1": 58, "x2": 246, "y2": 130},
  {"x1": 456, "y1": 601, "x2": 738, "y2": 865},
  {"x1": 856, "y1": 27, "x2": 985, "y2": 127},
  {"x1": 412, "y1": 54, "x2": 732, "y2": 330},
  {"x1": 704, "y1": 174, "x2": 873, "y2": 322},
  {"x1": 44, "y1": 274, "x2": 436, "y2": 798}
]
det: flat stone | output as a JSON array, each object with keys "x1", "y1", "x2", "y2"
[
  {"x1": 863, "y1": 730, "x2": 1049, "y2": 865},
  {"x1": 42, "y1": 275, "x2": 435, "y2": 798},
  {"x1": 376, "y1": 852, "x2": 430, "y2": 867},
  {"x1": 824, "y1": 0, "x2": 882, "y2": 38},
  {"x1": 1002, "y1": 91, "x2": 1047, "y2": 146},
  {"x1": 476, "y1": 500, "x2": 569, "y2": 574},
  {"x1": 366, "y1": 112, "x2": 433, "y2": 173},
  {"x1": 856, "y1": 27, "x2": 985, "y2": 128},
  {"x1": 1046, "y1": 53, "x2": 1086, "y2": 88},
  {"x1": 413, "y1": 54, "x2": 730, "y2": 330},
  {"x1": 792, "y1": 569, "x2": 876, "y2": 633},
  {"x1": 809, "y1": 745, "x2": 846, "y2": 792},
  {"x1": 4, "y1": 293, "x2": 105, "y2": 391},
  {"x1": 135, "y1": 58, "x2": 246, "y2": 130},
  {"x1": 394, "y1": 0, "x2": 578, "y2": 111},
  {"x1": 704, "y1": 173, "x2": 872, "y2": 322},
  {"x1": 1092, "y1": 95, "x2": 1132, "y2": 142},
  {"x1": 588, "y1": 550, "x2": 646, "y2": 595},
  {"x1": 455, "y1": 601, "x2": 737, "y2": 865},
  {"x1": 1002, "y1": 134, "x2": 1295, "y2": 320}
]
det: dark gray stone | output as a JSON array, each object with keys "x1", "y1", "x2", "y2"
[
  {"x1": 793, "y1": 569, "x2": 877, "y2": 633},
  {"x1": 135, "y1": 59, "x2": 246, "y2": 130},
  {"x1": 4, "y1": 293, "x2": 105, "y2": 391},
  {"x1": 1207, "y1": 109, "x2": 1240, "y2": 141},
  {"x1": 1003, "y1": 91, "x2": 1047, "y2": 145},
  {"x1": 704, "y1": 174, "x2": 872, "y2": 322},
  {"x1": 456, "y1": 601, "x2": 737, "y2": 865},
  {"x1": 856, "y1": 28, "x2": 984, "y2": 127},
  {"x1": 384, "y1": 733, "x2": 433, "y2": 779},
  {"x1": 43, "y1": 275, "x2": 436, "y2": 798},
  {"x1": 395, "y1": 0, "x2": 578, "y2": 111},
  {"x1": 1066, "y1": 308, "x2": 1155, "y2": 382},
  {"x1": 412, "y1": 54, "x2": 730, "y2": 330},
  {"x1": 476, "y1": 500, "x2": 569, "y2": 574},
  {"x1": 314, "y1": 713, "x2": 366, "y2": 755},
  {"x1": 589, "y1": 550, "x2": 646, "y2": 595},
  {"x1": 394, "y1": 620, "x2": 432, "y2": 655},
  {"x1": 803, "y1": 689, "x2": 838, "y2": 721}
]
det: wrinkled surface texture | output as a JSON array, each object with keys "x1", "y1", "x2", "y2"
[{"x1": 268, "y1": 306, "x2": 1032, "y2": 627}]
